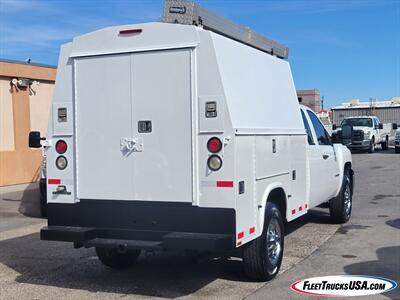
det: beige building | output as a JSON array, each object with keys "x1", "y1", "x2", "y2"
[
  {"x1": 297, "y1": 89, "x2": 321, "y2": 112},
  {"x1": 0, "y1": 59, "x2": 56, "y2": 186}
]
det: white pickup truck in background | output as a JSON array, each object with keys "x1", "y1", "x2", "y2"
[{"x1": 332, "y1": 116, "x2": 395, "y2": 153}]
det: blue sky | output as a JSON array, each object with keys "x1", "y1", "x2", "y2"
[{"x1": 0, "y1": 0, "x2": 399, "y2": 107}]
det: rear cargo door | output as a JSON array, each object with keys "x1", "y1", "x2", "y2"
[
  {"x1": 75, "y1": 49, "x2": 192, "y2": 202},
  {"x1": 75, "y1": 54, "x2": 134, "y2": 200},
  {"x1": 131, "y1": 50, "x2": 192, "y2": 202}
]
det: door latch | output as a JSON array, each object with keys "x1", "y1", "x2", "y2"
[
  {"x1": 120, "y1": 137, "x2": 143, "y2": 154},
  {"x1": 52, "y1": 185, "x2": 71, "y2": 195}
]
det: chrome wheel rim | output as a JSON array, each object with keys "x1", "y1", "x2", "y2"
[
  {"x1": 266, "y1": 218, "x2": 282, "y2": 266},
  {"x1": 344, "y1": 182, "x2": 352, "y2": 216}
]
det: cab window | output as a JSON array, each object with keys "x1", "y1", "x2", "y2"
[
  {"x1": 307, "y1": 110, "x2": 331, "y2": 145},
  {"x1": 301, "y1": 110, "x2": 314, "y2": 145}
]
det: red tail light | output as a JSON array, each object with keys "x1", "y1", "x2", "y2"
[
  {"x1": 55, "y1": 140, "x2": 67, "y2": 154},
  {"x1": 207, "y1": 137, "x2": 222, "y2": 153}
]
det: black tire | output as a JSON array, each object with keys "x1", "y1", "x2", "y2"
[
  {"x1": 96, "y1": 247, "x2": 141, "y2": 269},
  {"x1": 368, "y1": 138, "x2": 375, "y2": 153},
  {"x1": 243, "y1": 202, "x2": 284, "y2": 281},
  {"x1": 381, "y1": 137, "x2": 388, "y2": 150},
  {"x1": 395, "y1": 147, "x2": 400, "y2": 153},
  {"x1": 329, "y1": 170, "x2": 352, "y2": 224},
  {"x1": 39, "y1": 179, "x2": 47, "y2": 218}
]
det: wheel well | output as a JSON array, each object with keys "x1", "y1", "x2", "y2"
[{"x1": 267, "y1": 188, "x2": 287, "y2": 221}]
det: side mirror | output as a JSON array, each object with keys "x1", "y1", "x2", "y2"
[
  {"x1": 342, "y1": 124, "x2": 353, "y2": 145},
  {"x1": 332, "y1": 124, "x2": 337, "y2": 130},
  {"x1": 378, "y1": 123, "x2": 383, "y2": 130},
  {"x1": 393, "y1": 123, "x2": 398, "y2": 130},
  {"x1": 29, "y1": 131, "x2": 45, "y2": 148}
]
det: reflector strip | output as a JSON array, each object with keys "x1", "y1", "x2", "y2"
[
  {"x1": 291, "y1": 209, "x2": 296, "y2": 215},
  {"x1": 249, "y1": 227, "x2": 255, "y2": 234},
  {"x1": 119, "y1": 28, "x2": 142, "y2": 34},
  {"x1": 216, "y1": 181, "x2": 234, "y2": 188},
  {"x1": 48, "y1": 179, "x2": 61, "y2": 185},
  {"x1": 237, "y1": 232, "x2": 244, "y2": 239}
]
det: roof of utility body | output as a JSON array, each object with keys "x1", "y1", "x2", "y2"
[
  {"x1": 69, "y1": 22, "x2": 200, "y2": 58},
  {"x1": 66, "y1": 21, "x2": 304, "y2": 134}
]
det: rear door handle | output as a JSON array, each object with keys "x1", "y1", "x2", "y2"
[
  {"x1": 52, "y1": 185, "x2": 71, "y2": 195},
  {"x1": 323, "y1": 154, "x2": 329, "y2": 160}
]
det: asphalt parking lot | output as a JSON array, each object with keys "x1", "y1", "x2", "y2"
[{"x1": 0, "y1": 149, "x2": 399, "y2": 300}]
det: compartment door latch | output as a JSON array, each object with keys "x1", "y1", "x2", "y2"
[{"x1": 120, "y1": 137, "x2": 143, "y2": 154}]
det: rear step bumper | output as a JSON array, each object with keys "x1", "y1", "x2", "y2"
[
  {"x1": 43, "y1": 200, "x2": 236, "y2": 252},
  {"x1": 41, "y1": 226, "x2": 234, "y2": 252}
]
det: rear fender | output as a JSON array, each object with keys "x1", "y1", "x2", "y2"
[{"x1": 256, "y1": 182, "x2": 287, "y2": 239}]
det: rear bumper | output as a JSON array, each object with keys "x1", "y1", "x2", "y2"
[
  {"x1": 42, "y1": 200, "x2": 235, "y2": 252},
  {"x1": 41, "y1": 226, "x2": 233, "y2": 252}
]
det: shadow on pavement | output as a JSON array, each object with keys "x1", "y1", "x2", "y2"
[
  {"x1": 0, "y1": 207, "x2": 337, "y2": 297},
  {"x1": 0, "y1": 183, "x2": 42, "y2": 219},
  {"x1": 18, "y1": 183, "x2": 43, "y2": 218},
  {"x1": 0, "y1": 233, "x2": 247, "y2": 297},
  {"x1": 343, "y1": 246, "x2": 400, "y2": 300}
]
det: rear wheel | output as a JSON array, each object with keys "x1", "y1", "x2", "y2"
[
  {"x1": 243, "y1": 202, "x2": 284, "y2": 281},
  {"x1": 96, "y1": 247, "x2": 141, "y2": 269},
  {"x1": 395, "y1": 147, "x2": 400, "y2": 153},
  {"x1": 330, "y1": 170, "x2": 352, "y2": 223}
]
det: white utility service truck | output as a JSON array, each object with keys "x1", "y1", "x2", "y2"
[
  {"x1": 333, "y1": 116, "x2": 394, "y2": 153},
  {"x1": 29, "y1": 0, "x2": 354, "y2": 281}
]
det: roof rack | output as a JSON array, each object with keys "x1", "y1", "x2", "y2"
[{"x1": 161, "y1": 0, "x2": 289, "y2": 59}]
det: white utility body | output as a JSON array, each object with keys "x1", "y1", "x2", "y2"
[{"x1": 34, "y1": 0, "x2": 354, "y2": 281}]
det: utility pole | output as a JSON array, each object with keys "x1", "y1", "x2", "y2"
[{"x1": 321, "y1": 95, "x2": 324, "y2": 110}]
